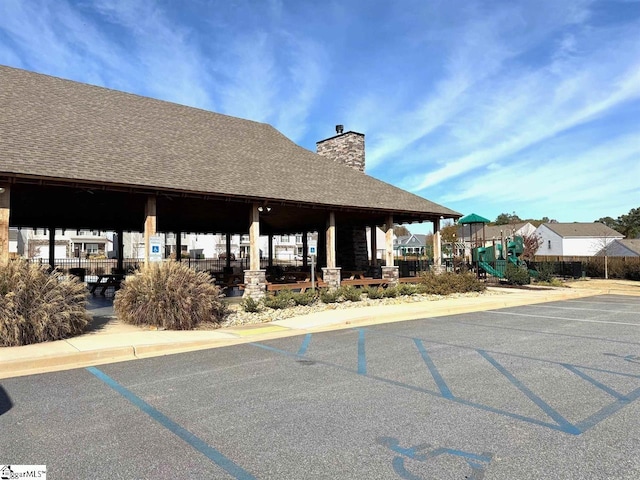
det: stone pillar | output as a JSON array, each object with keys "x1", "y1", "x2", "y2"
[
  {"x1": 322, "y1": 267, "x2": 341, "y2": 290},
  {"x1": 381, "y1": 266, "x2": 399, "y2": 286},
  {"x1": 370, "y1": 225, "x2": 377, "y2": 266},
  {"x1": 385, "y1": 215, "x2": 394, "y2": 266},
  {"x1": 144, "y1": 196, "x2": 157, "y2": 267},
  {"x1": 0, "y1": 185, "x2": 10, "y2": 266},
  {"x1": 243, "y1": 270, "x2": 267, "y2": 300},
  {"x1": 249, "y1": 203, "x2": 260, "y2": 271},
  {"x1": 316, "y1": 130, "x2": 366, "y2": 172},
  {"x1": 326, "y1": 211, "x2": 336, "y2": 269}
]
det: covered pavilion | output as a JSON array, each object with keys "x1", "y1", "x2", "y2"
[{"x1": 0, "y1": 65, "x2": 460, "y2": 297}]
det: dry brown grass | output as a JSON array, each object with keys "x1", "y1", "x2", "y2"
[
  {"x1": 114, "y1": 261, "x2": 228, "y2": 330},
  {"x1": 0, "y1": 260, "x2": 90, "y2": 346}
]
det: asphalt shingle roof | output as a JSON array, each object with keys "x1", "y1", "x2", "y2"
[
  {"x1": 543, "y1": 223, "x2": 624, "y2": 238},
  {"x1": 0, "y1": 65, "x2": 459, "y2": 219}
]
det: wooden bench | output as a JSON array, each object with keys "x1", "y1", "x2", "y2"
[
  {"x1": 340, "y1": 278, "x2": 388, "y2": 288},
  {"x1": 89, "y1": 274, "x2": 125, "y2": 296}
]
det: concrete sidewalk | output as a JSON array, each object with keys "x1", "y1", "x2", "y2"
[{"x1": 0, "y1": 283, "x2": 623, "y2": 380}]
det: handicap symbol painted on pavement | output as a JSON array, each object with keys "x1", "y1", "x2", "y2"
[
  {"x1": 603, "y1": 353, "x2": 640, "y2": 364},
  {"x1": 378, "y1": 437, "x2": 493, "y2": 480}
]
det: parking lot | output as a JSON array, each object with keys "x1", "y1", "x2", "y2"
[{"x1": 1, "y1": 294, "x2": 639, "y2": 479}]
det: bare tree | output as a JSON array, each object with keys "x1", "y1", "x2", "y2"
[{"x1": 521, "y1": 232, "x2": 543, "y2": 262}]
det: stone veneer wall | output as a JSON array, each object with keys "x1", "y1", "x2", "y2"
[
  {"x1": 316, "y1": 131, "x2": 365, "y2": 173},
  {"x1": 322, "y1": 267, "x2": 341, "y2": 290},
  {"x1": 336, "y1": 224, "x2": 369, "y2": 270}
]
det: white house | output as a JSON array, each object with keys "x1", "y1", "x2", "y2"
[
  {"x1": 596, "y1": 239, "x2": 640, "y2": 257},
  {"x1": 534, "y1": 223, "x2": 624, "y2": 257}
]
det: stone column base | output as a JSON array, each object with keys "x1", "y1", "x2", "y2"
[
  {"x1": 381, "y1": 266, "x2": 399, "y2": 286},
  {"x1": 242, "y1": 270, "x2": 267, "y2": 300},
  {"x1": 430, "y1": 264, "x2": 446, "y2": 275},
  {"x1": 321, "y1": 267, "x2": 341, "y2": 290}
]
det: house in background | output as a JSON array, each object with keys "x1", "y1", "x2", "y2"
[
  {"x1": 596, "y1": 239, "x2": 640, "y2": 257},
  {"x1": 17, "y1": 228, "x2": 110, "y2": 259},
  {"x1": 394, "y1": 233, "x2": 430, "y2": 256},
  {"x1": 534, "y1": 223, "x2": 624, "y2": 257}
]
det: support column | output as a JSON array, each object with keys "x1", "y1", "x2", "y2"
[
  {"x1": 370, "y1": 225, "x2": 377, "y2": 267},
  {"x1": 48, "y1": 226, "x2": 56, "y2": 270},
  {"x1": 144, "y1": 196, "x2": 157, "y2": 267},
  {"x1": 302, "y1": 231, "x2": 308, "y2": 268},
  {"x1": 176, "y1": 231, "x2": 182, "y2": 262},
  {"x1": 225, "y1": 233, "x2": 231, "y2": 269},
  {"x1": 432, "y1": 217, "x2": 444, "y2": 274},
  {"x1": 243, "y1": 203, "x2": 266, "y2": 299},
  {"x1": 382, "y1": 215, "x2": 399, "y2": 286},
  {"x1": 323, "y1": 212, "x2": 340, "y2": 288},
  {"x1": 116, "y1": 229, "x2": 124, "y2": 272},
  {"x1": 0, "y1": 185, "x2": 9, "y2": 266}
]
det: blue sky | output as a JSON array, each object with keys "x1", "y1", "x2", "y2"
[{"x1": 1, "y1": 0, "x2": 639, "y2": 234}]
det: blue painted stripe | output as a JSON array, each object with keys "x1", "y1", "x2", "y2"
[
  {"x1": 297, "y1": 333, "x2": 312, "y2": 356},
  {"x1": 561, "y1": 364, "x2": 625, "y2": 399},
  {"x1": 477, "y1": 350, "x2": 581, "y2": 435},
  {"x1": 414, "y1": 339, "x2": 453, "y2": 399},
  {"x1": 576, "y1": 386, "x2": 640, "y2": 432},
  {"x1": 86, "y1": 367, "x2": 256, "y2": 480},
  {"x1": 357, "y1": 329, "x2": 367, "y2": 375}
]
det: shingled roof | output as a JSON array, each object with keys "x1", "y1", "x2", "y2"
[
  {"x1": 0, "y1": 65, "x2": 459, "y2": 221},
  {"x1": 543, "y1": 223, "x2": 624, "y2": 238}
]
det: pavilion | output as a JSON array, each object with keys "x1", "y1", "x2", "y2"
[{"x1": 0, "y1": 65, "x2": 460, "y2": 297}]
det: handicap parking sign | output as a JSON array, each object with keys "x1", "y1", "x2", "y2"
[{"x1": 151, "y1": 245, "x2": 160, "y2": 253}]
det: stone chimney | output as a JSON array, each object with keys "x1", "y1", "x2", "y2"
[{"x1": 316, "y1": 125, "x2": 365, "y2": 173}]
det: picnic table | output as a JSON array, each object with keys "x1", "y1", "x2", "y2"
[{"x1": 89, "y1": 274, "x2": 125, "y2": 296}]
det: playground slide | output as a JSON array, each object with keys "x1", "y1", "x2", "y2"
[{"x1": 479, "y1": 260, "x2": 504, "y2": 279}]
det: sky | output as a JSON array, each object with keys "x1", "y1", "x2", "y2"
[{"x1": 1, "y1": 0, "x2": 639, "y2": 234}]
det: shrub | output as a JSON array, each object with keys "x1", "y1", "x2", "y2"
[
  {"x1": 262, "y1": 291, "x2": 294, "y2": 309},
  {"x1": 504, "y1": 263, "x2": 531, "y2": 285},
  {"x1": 319, "y1": 288, "x2": 340, "y2": 304},
  {"x1": 291, "y1": 290, "x2": 318, "y2": 306},
  {"x1": 339, "y1": 285, "x2": 362, "y2": 302},
  {"x1": 418, "y1": 271, "x2": 486, "y2": 295},
  {"x1": 396, "y1": 283, "x2": 418, "y2": 296},
  {"x1": 383, "y1": 286, "x2": 399, "y2": 298},
  {"x1": 241, "y1": 296, "x2": 261, "y2": 313},
  {"x1": 535, "y1": 262, "x2": 555, "y2": 283},
  {"x1": 114, "y1": 261, "x2": 227, "y2": 330},
  {"x1": 0, "y1": 260, "x2": 90, "y2": 346},
  {"x1": 363, "y1": 286, "x2": 385, "y2": 299}
]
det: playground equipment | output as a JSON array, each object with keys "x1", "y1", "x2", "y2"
[{"x1": 474, "y1": 236, "x2": 535, "y2": 279}]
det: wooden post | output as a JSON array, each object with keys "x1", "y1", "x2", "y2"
[
  {"x1": 48, "y1": 226, "x2": 56, "y2": 270},
  {"x1": 249, "y1": 203, "x2": 260, "y2": 271},
  {"x1": 0, "y1": 185, "x2": 9, "y2": 266},
  {"x1": 385, "y1": 215, "x2": 394, "y2": 266},
  {"x1": 370, "y1": 224, "x2": 377, "y2": 266},
  {"x1": 302, "y1": 231, "x2": 308, "y2": 268},
  {"x1": 326, "y1": 211, "x2": 336, "y2": 268},
  {"x1": 144, "y1": 196, "x2": 157, "y2": 267},
  {"x1": 433, "y1": 218, "x2": 442, "y2": 267},
  {"x1": 117, "y1": 229, "x2": 124, "y2": 272}
]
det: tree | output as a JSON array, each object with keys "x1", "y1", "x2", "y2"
[
  {"x1": 521, "y1": 232, "x2": 543, "y2": 262},
  {"x1": 595, "y1": 207, "x2": 640, "y2": 239},
  {"x1": 440, "y1": 223, "x2": 457, "y2": 243},
  {"x1": 393, "y1": 225, "x2": 410, "y2": 237},
  {"x1": 494, "y1": 212, "x2": 522, "y2": 225}
]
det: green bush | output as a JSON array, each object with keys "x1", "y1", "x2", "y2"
[
  {"x1": 363, "y1": 286, "x2": 385, "y2": 299},
  {"x1": 319, "y1": 288, "x2": 340, "y2": 304},
  {"x1": 114, "y1": 261, "x2": 228, "y2": 330},
  {"x1": 291, "y1": 290, "x2": 318, "y2": 306},
  {"x1": 418, "y1": 271, "x2": 486, "y2": 295},
  {"x1": 535, "y1": 262, "x2": 555, "y2": 283},
  {"x1": 0, "y1": 260, "x2": 90, "y2": 346},
  {"x1": 396, "y1": 283, "x2": 418, "y2": 296},
  {"x1": 339, "y1": 285, "x2": 362, "y2": 302},
  {"x1": 504, "y1": 263, "x2": 531, "y2": 285},
  {"x1": 262, "y1": 291, "x2": 294, "y2": 309},
  {"x1": 241, "y1": 296, "x2": 261, "y2": 313},
  {"x1": 383, "y1": 286, "x2": 399, "y2": 298}
]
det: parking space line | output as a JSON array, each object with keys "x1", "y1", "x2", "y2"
[
  {"x1": 534, "y1": 305, "x2": 635, "y2": 314},
  {"x1": 86, "y1": 367, "x2": 256, "y2": 480},
  {"x1": 488, "y1": 310, "x2": 640, "y2": 326},
  {"x1": 358, "y1": 328, "x2": 367, "y2": 375},
  {"x1": 414, "y1": 339, "x2": 453, "y2": 399},
  {"x1": 561, "y1": 364, "x2": 626, "y2": 399},
  {"x1": 576, "y1": 386, "x2": 640, "y2": 432},
  {"x1": 297, "y1": 333, "x2": 312, "y2": 355},
  {"x1": 477, "y1": 350, "x2": 580, "y2": 435}
]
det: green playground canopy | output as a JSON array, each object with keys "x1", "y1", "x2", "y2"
[{"x1": 458, "y1": 213, "x2": 491, "y2": 224}]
